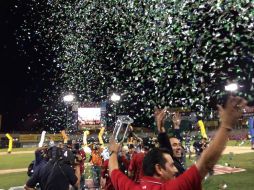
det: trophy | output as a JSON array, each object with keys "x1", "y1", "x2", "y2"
[{"x1": 113, "y1": 115, "x2": 134, "y2": 143}]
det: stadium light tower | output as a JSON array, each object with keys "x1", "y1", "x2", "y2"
[
  {"x1": 63, "y1": 94, "x2": 75, "y2": 129},
  {"x1": 225, "y1": 83, "x2": 238, "y2": 92},
  {"x1": 110, "y1": 93, "x2": 121, "y2": 122},
  {"x1": 110, "y1": 93, "x2": 121, "y2": 102},
  {"x1": 63, "y1": 94, "x2": 75, "y2": 102}
]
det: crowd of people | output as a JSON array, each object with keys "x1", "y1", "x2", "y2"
[{"x1": 24, "y1": 96, "x2": 247, "y2": 190}]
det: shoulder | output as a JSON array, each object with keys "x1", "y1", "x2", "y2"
[
  {"x1": 186, "y1": 165, "x2": 200, "y2": 175},
  {"x1": 111, "y1": 169, "x2": 140, "y2": 190},
  {"x1": 163, "y1": 165, "x2": 201, "y2": 190}
]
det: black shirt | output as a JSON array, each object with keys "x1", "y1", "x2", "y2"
[{"x1": 26, "y1": 160, "x2": 78, "y2": 190}]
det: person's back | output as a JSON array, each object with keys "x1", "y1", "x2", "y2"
[
  {"x1": 128, "y1": 152, "x2": 145, "y2": 183},
  {"x1": 39, "y1": 160, "x2": 54, "y2": 190},
  {"x1": 101, "y1": 159, "x2": 115, "y2": 190},
  {"x1": 42, "y1": 160, "x2": 77, "y2": 190},
  {"x1": 25, "y1": 159, "x2": 49, "y2": 190}
]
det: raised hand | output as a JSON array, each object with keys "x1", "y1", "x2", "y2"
[
  {"x1": 217, "y1": 96, "x2": 247, "y2": 128},
  {"x1": 109, "y1": 137, "x2": 121, "y2": 154},
  {"x1": 154, "y1": 107, "x2": 167, "y2": 133},
  {"x1": 172, "y1": 112, "x2": 181, "y2": 129}
]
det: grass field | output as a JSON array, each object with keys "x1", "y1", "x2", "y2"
[
  {"x1": 202, "y1": 152, "x2": 254, "y2": 190},
  {"x1": 0, "y1": 146, "x2": 253, "y2": 189},
  {"x1": 0, "y1": 147, "x2": 36, "y2": 152},
  {"x1": 226, "y1": 140, "x2": 252, "y2": 147},
  {"x1": 0, "y1": 153, "x2": 34, "y2": 170},
  {"x1": 0, "y1": 172, "x2": 28, "y2": 189}
]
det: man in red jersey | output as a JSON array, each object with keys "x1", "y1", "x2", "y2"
[
  {"x1": 128, "y1": 146, "x2": 149, "y2": 183},
  {"x1": 101, "y1": 159, "x2": 114, "y2": 190},
  {"x1": 101, "y1": 146, "x2": 130, "y2": 189},
  {"x1": 108, "y1": 96, "x2": 247, "y2": 190}
]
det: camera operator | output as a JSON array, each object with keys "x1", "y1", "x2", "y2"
[{"x1": 24, "y1": 146, "x2": 80, "y2": 190}]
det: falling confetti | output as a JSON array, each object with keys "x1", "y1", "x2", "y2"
[
  {"x1": 13, "y1": 0, "x2": 254, "y2": 131},
  {"x1": 219, "y1": 183, "x2": 228, "y2": 189}
]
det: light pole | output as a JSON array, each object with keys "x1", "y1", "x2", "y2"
[
  {"x1": 63, "y1": 94, "x2": 75, "y2": 129},
  {"x1": 225, "y1": 82, "x2": 240, "y2": 129},
  {"x1": 110, "y1": 93, "x2": 121, "y2": 102},
  {"x1": 63, "y1": 94, "x2": 75, "y2": 103},
  {"x1": 110, "y1": 93, "x2": 121, "y2": 122},
  {"x1": 225, "y1": 83, "x2": 238, "y2": 92}
]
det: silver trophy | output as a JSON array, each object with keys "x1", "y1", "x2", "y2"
[{"x1": 113, "y1": 115, "x2": 134, "y2": 143}]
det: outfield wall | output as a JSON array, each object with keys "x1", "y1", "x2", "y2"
[
  {"x1": 0, "y1": 133, "x2": 64, "y2": 148},
  {"x1": 0, "y1": 128, "x2": 250, "y2": 148}
]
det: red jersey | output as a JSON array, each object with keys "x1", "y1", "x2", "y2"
[
  {"x1": 128, "y1": 152, "x2": 145, "y2": 182},
  {"x1": 79, "y1": 149, "x2": 86, "y2": 174},
  {"x1": 101, "y1": 159, "x2": 115, "y2": 190},
  {"x1": 111, "y1": 165, "x2": 202, "y2": 190}
]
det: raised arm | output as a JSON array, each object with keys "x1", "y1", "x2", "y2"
[
  {"x1": 196, "y1": 96, "x2": 247, "y2": 178},
  {"x1": 108, "y1": 138, "x2": 121, "y2": 176},
  {"x1": 108, "y1": 138, "x2": 139, "y2": 190},
  {"x1": 155, "y1": 107, "x2": 166, "y2": 133},
  {"x1": 155, "y1": 108, "x2": 174, "y2": 155},
  {"x1": 172, "y1": 112, "x2": 183, "y2": 141}
]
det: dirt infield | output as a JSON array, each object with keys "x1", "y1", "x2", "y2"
[
  {"x1": 223, "y1": 146, "x2": 253, "y2": 154},
  {"x1": 213, "y1": 164, "x2": 246, "y2": 175},
  {"x1": 0, "y1": 168, "x2": 27, "y2": 175}
]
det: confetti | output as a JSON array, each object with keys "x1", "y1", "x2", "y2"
[{"x1": 13, "y1": 0, "x2": 254, "y2": 131}]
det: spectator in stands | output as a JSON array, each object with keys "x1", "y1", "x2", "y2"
[{"x1": 108, "y1": 96, "x2": 247, "y2": 190}]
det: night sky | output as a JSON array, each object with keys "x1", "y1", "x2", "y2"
[
  {"x1": 0, "y1": 1, "x2": 45, "y2": 132},
  {"x1": 0, "y1": 1, "x2": 253, "y2": 133}
]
